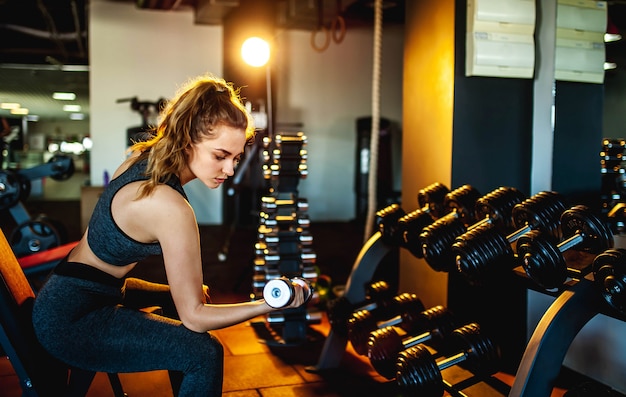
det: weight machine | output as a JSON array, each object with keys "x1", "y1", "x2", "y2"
[{"x1": 0, "y1": 154, "x2": 77, "y2": 277}]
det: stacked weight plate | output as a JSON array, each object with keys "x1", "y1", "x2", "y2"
[
  {"x1": 252, "y1": 131, "x2": 322, "y2": 344},
  {"x1": 600, "y1": 138, "x2": 626, "y2": 215}
]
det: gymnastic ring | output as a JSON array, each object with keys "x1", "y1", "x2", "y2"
[
  {"x1": 311, "y1": 26, "x2": 331, "y2": 53},
  {"x1": 331, "y1": 15, "x2": 346, "y2": 44}
]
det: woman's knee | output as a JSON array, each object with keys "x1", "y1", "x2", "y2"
[{"x1": 185, "y1": 332, "x2": 223, "y2": 369}]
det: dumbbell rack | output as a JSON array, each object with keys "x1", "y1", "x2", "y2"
[
  {"x1": 251, "y1": 131, "x2": 322, "y2": 345},
  {"x1": 600, "y1": 138, "x2": 626, "y2": 218},
  {"x1": 310, "y1": 186, "x2": 626, "y2": 396},
  {"x1": 509, "y1": 269, "x2": 626, "y2": 396}
]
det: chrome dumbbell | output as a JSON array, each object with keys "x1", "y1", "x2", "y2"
[{"x1": 263, "y1": 276, "x2": 314, "y2": 308}]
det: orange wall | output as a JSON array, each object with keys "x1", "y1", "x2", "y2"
[{"x1": 400, "y1": 0, "x2": 455, "y2": 306}]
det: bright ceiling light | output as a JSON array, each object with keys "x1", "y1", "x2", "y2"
[
  {"x1": 241, "y1": 37, "x2": 270, "y2": 67},
  {"x1": 11, "y1": 108, "x2": 28, "y2": 115},
  {"x1": 604, "y1": 62, "x2": 617, "y2": 70},
  {"x1": 53, "y1": 92, "x2": 77, "y2": 100},
  {"x1": 69, "y1": 113, "x2": 85, "y2": 120},
  {"x1": 1, "y1": 102, "x2": 20, "y2": 110},
  {"x1": 63, "y1": 104, "x2": 81, "y2": 112}
]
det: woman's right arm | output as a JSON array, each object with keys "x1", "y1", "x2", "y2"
[{"x1": 142, "y1": 186, "x2": 307, "y2": 333}]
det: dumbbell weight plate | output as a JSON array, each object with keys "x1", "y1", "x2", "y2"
[
  {"x1": 517, "y1": 230, "x2": 567, "y2": 290},
  {"x1": 326, "y1": 280, "x2": 394, "y2": 336},
  {"x1": 348, "y1": 293, "x2": 425, "y2": 355},
  {"x1": 376, "y1": 204, "x2": 407, "y2": 246},
  {"x1": 0, "y1": 170, "x2": 22, "y2": 210},
  {"x1": 559, "y1": 205, "x2": 614, "y2": 254},
  {"x1": 417, "y1": 182, "x2": 450, "y2": 219},
  {"x1": 49, "y1": 154, "x2": 75, "y2": 181},
  {"x1": 396, "y1": 323, "x2": 500, "y2": 396},
  {"x1": 264, "y1": 278, "x2": 295, "y2": 308},
  {"x1": 396, "y1": 344, "x2": 444, "y2": 396},
  {"x1": 592, "y1": 249, "x2": 626, "y2": 315},
  {"x1": 9, "y1": 219, "x2": 61, "y2": 257},
  {"x1": 263, "y1": 277, "x2": 312, "y2": 309}
]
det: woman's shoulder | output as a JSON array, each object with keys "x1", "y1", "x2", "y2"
[{"x1": 111, "y1": 152, "x2": 144, "y2": 180}]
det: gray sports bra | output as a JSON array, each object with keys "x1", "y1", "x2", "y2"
[{"x1": 87, "y1": 158, "x2": 187, "y2": 265}]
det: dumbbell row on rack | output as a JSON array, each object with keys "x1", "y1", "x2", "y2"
[
  {"x1": 452, "y1": 191, "x2": 568, "y2": 286},
  {"x1": 348, "y1": 303, "x2": 455, "y2": 356},
  {"x1": 395, "y1": 322, "x2": 501, "y2": 397},
  {"x1": 420, "y1": 186, "x2": 526, "y2": 273},
  {"x1": 364, "y1": 306, "x2": 460, "y2": 380},
  {"x1": 408, "y1": 187, "x2": 615, "y2": 292},
  {"x1": 516, "y1": 204, "x2": 614, "y2": 291}
]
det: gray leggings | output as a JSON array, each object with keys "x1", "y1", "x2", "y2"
[{"x1": 32, "y1": 260, "x2": 223, "y2": 397}]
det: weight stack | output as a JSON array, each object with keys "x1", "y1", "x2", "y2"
[
  {"x1": 251, "y1": 132, "x2": 322, "y2": 345},
  {"x1": 600, "y1": 138, "x2": 626, "y2": 215}
]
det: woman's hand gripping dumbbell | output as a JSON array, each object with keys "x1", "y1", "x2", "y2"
[{"x1": 263, "y1": 276, "x2": 314, "y2": 309}]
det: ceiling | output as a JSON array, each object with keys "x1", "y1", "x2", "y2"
[
  {"x1": 1, "y1": 1, "x2": 625, "y2": 124},
  {"x1": 0, "y1": 0, "x2": 90, "y2": 122},
  {"x1": 0, "y1": 0, "x2": 405, "y2": 123}
]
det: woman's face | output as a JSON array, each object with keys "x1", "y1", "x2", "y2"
[{"x1": 184, "y1": 124, "x2": 247, "y2": 188}]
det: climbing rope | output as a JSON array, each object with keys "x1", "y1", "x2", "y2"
[{"x1": 363, "y1": 0, "x2": 383, "y2": 243}]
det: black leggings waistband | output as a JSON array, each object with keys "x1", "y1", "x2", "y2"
[{"x1": 54, "y1": 259, "x2": 125, "y2": 288}]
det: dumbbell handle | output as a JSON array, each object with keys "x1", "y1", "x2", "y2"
[
  {"x1": 556, "y1": 234, "x2": 584, "y2": 252},
  {"x1": 506, "y1": 224, "x2": 533, "y2": 243},
  {"x1": 434, "y1": 350, "x2": 468, "y2": 371},
  {"x1": 263, "y1": 277, "x2": 313, "y2": 308},
  {"x1": 402, "y1": 329, "x2": 435, "y2": 349}
]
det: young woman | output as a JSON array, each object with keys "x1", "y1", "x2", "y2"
[{"x1": 32, "y1": 74, "x2": 307, "y2": 397}]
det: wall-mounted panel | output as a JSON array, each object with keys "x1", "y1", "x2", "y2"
[
  {"x1": 466, "y1": 0, "x2": 536, "y2": 78},
  {"x1": 555, "y1": 0, "x2": 607, "y2": 84}
]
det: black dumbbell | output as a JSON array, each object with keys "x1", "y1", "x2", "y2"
[
  {"x1": 409, "y1": 185, "x2": 481, "y2": 265},
  {"x1": 416, "y1": 182, "x2": 451, "y2": 219},
  {"x1": 263, "y1": 276, "x2": 314, "y2": 308},
  {"x1": 377, "y1": 182, "x2": 450, "y2": 247},
  {"x1": 326, "y1": 280, "x2": 396, "y2": 336},
  {"x1": 395, "y1": 323, "x2": 501, "y2": 397},
  {"x1": 366, "y1": 310, "x2": 459, "y2": 379},
  {"x1": 347, "y1": 293, "x2": 426, "y2": 355},
  {"x1": 452, "y1": 191, "x2": 568, "y2": 285},
  {"x1": 375, "y1": 204, "x2": 408, "y2": 246},
  {"x1": 0, "y1": 169, "x2": 23, "y2": 210},
  {"x1": 592, "y1": 248, "x2": 626, "y2": 316},
  {"x1": 396, "y1": 183, "x2": 451, "y2": 258},
  {"x1": 420, "y1": 186, "x2": 525, "y2": 272},
  {"x1": 517, "y1": 204, "x2": 614, "y2": 290},
  {"x1": 349, "y1": 304, "x2": 454, "y2": 356}
]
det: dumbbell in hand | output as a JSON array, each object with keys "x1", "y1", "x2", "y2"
[
  {"x1": 395, "y1": 322, "x2": 500, "y2": 397},
  {"x1": 263, "y1": 277, "x2": 313, "y2": 309},
  {"x1": 349, "y1": 303, "x2": 454, "y2": 356},
  {"x1": 452, "y1": 191, "x2": 567, "y2": 285},
  {"x1": 366, "y1": 310, "x2": 458, "y2": 379},
  {"x1": 517, "y1": 204, "x2": 614, "y2": 290}
]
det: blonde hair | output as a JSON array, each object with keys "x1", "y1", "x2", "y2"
[{"x1": 128, "y1": 74, "x2": 255, "y2": 198}]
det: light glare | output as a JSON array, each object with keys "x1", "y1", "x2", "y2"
[
  {"x1": 241, "y1": 37, "x2": 270, "y2": 67},
  {"x1": 53, "y1": 92, "x2": 77, "y2": 100}
]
